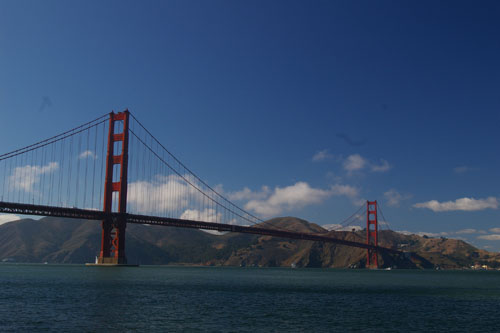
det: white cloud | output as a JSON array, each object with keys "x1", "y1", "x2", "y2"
[
  {"x1": 342, "y1": 154, "x2": 391, "y2": 174},
  {"x1": 9, "y1": 162, "x2": 59, "y2": 193},
  {"x1": 312, "y1": 149, "x2": 333, "y2": 162},
  {"x1": 181, "y1": 208, "x2": 237, "y2": 234},
  {"x1": 330, "y1": 184, "x2": 359, "y2": 198},
  {"x1": 322, "y1": 224, "x2": 340, "y2": 230},
  {"x1": 478, "y1": 234, "x2": 500, "y2": 241},
  {"x1": 384, "y1": 189, "x2": 411, "y2": 207},
  {"x1": 128, "y1": 175, "x2": 248, "y2": 225},
  {"x1": 490, "y1": 228, "x2": 500, "y2": 233},
  {"x1": 325, "y1": 171, "x2": 342, "y2": 183},
  {"x1": 397, "y1": 230, "x2": 448, "y2": 238},
  {"x1": 226, "y1": 186, "x2": 270, "y2": 201},
  {"x1": 180, "y1": 208, "x2": 221, "y2": 223},
  {"x1": 128, "y1": 174, "x2": 205, "y2": 214},
  {"x1": 455, "y1": 229, "x2": 478, "y2": 234},
  {"x1": 79, "y1": 150, "x2": 97, "y2": 159},
  {"x1": 343, "y1": 154, "x2": 367, "y2": 172},
  {"x1": 129, "y1": 175, "x2": 361, "y2": 222},
  {"x1": 331, "y1": 184, "x2": 364, "y2": 206},
  {"x1": 453, "y1": 166, "x2": 468, "y2": 174},
  {"x1": 413, "y1": 197, "x2": 498, "y2": 212},
  {"x1": 371, "y1": 159, "x2": 391, "y2": 172},
  {"x1": 395, "y1": 228, "x2": 491, "y2": 238},
  {"x1": 416, "y1": 231, "x2": 449, "y2": 237},
  {"x1": 244, "y1": 182, "x2": 332, "y2": 217},
  {"x1": 243, "y1": 182, "x2": 360, "y2": 217},
  {"x1": 323, "y1": 224, "x2": 363, "y2": 231},
  {"x1": 0, "y1": 214, "x2": 21, "y2": 225}
]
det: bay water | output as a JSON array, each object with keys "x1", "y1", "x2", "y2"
[{"x1": 1, "y1": 264, "x2": 500, "y2": 332}]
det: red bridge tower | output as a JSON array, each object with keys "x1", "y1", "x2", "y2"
[
  {"x1": 366, "y1": 200, "x2": 378, "y2": 268},
  {"x1": 97, "y1": 110, "x2": 130, "y2": 264}
]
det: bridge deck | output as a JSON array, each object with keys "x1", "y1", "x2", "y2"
[{"x1": 0, "y1": 201, "x2": 402, "y2": 255}]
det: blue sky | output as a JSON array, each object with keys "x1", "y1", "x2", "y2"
[{"x1": 1, "y1": 1, "x2": 499, "y2": 249}]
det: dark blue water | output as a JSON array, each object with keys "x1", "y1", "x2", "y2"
[{"x1": 1, "y1": 265, "x2": 500, "y2": 332}]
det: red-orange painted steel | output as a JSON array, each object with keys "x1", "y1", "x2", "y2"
[
  {"x1": 98, "y1": 110, "x2": 129, "y2": 264},
  {"x1": 366, "y1": 200, "x2": 378, "y2": 268},
  {"x1": 0, "y1": 201, "x2": 403, "y2": 255}
]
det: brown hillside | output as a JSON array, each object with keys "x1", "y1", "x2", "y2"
[{"x1": 1, "y1": 216, "x2": 499, "y2": 269}]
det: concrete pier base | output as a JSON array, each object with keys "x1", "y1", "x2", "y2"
[
  {"x1": 85, "y1": 263, "x2": 139, "y2": 267},
  {"x1": 85, "y1": 256, "x2": 138, "y2": 267}
]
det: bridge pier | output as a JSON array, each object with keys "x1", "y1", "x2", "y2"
[
  {"x1": 94, "y1": 110, "x2": 130, "y2": 266},
  {"x1": 97, "y1": 218, "x2": 127, "y2": 264},
  {"x1": 366, "y1": 200, "x2": 378, "y2": 269}
]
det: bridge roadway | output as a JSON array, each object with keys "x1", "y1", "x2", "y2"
[{"x1": 0, "y1": 201, "x2": 402, "y2": 255}]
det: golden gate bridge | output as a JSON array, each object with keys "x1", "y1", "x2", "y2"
[{"x1": 0, "y1": 110, "x2": 403, "y2": 267}]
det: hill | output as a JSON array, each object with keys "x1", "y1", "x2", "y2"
[{"x1": 1, "y1": 216, "x2": 499, "y2": 269}]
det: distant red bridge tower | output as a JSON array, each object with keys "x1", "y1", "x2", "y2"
[{"x1": 366, "y1": 200, "x2": 378, "y2": 268}]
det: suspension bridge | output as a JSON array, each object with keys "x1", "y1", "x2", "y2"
[{"x1": 0, "y1": 110, "x2": 402, "y2": 268}]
